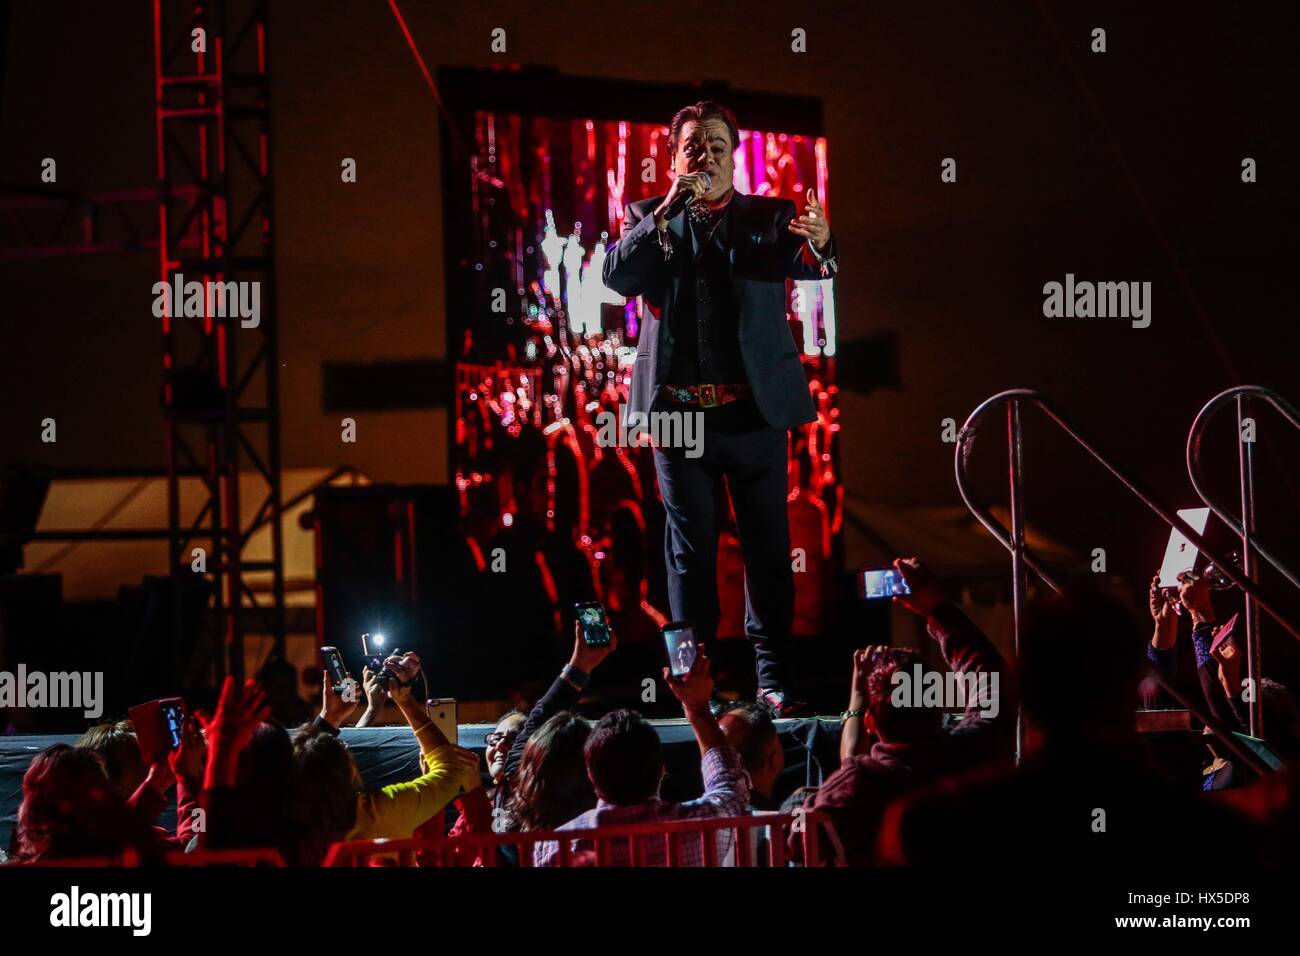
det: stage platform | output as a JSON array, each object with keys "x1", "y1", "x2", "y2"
[{"x1": 0, "y1": 718, "x2": 845, "y2": 851}]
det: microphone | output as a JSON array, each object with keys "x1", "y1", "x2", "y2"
[{"x1": 662, "y1": 171, "x2": 712, "y2": 220}]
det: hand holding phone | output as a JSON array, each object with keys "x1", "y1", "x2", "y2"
[
  {"x1": 424, "y1": 698, "x2": 459, "y2": 746},
  {"x1": 1210, "y1": 613, "x2": 1241, "y2": 665},
  {"x1": 322, "y1": 646, "x2": 351, "y2": 693},
  {"x1": 321, "y1": 671, "x2": 360, "y2": 726},
  {"x1": 858, "y1": 566, "x2": 911, "y2": 600},
  {"x1": 168, "y1": 715, "x2": 206, "y2": 781},
  {"x1": 128, "y1": 697, "x2": 187, "y2": 764},
  {"x1": 663, "y1": 644, "x2": 713, "y2": 712},
  {"x1": 662, "y1": 622, "x2": 698, "y2": 679},
  {"x1": 895, "y1": 557, "x2": 947, "y2": 615},
  {"x1": 572, "y1": 604, "x2": 617, "y2": 673},
  {"x1": 1158, "y1": 508, "x2": 1212, "y2": 587},
  {"x1": 576, "y1": 601, "x2": 612, "y2": 647}
]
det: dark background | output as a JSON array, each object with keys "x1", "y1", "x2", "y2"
[{"x1": 2, "y1": 0, "x2": 1298, "y2": 660}]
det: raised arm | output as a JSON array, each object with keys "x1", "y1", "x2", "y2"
[
  {"x1": 501, "y1": 622, "x2": 617, "y2": 785},
  {"x1": 357, "y1": 743, "x2": 481, "y2": 839},
  {"x1": 664, "y1": 648, "x2": 728, "y2": 757},
  {"x1": 1147, "y1": 572, "x2": 1179, "y2": 668},
  {"x1": 384, "y1": 652, "x2": 453, "y2": 751},
  {"x1": 170, "y1": 715, "x2": 206, "y2": 844},
  {"x1": 1140, "y1": 572, "x2": 1180, "y2": 707},
  {"x1": 840, "y1": 647, "x2": 880, "y2": 763},
  {"x1": 665, "y1": 649, "x2": 750, "y2": 815},
  {"x1": 892, "y1": 558, "x2": 1009, "y2": 731},
  {"x1": 196, "y1": 677, "x2": 271, "y2": 850},
  {"x1": 1178, "y1": 576, "x2": 1246, "y2": 733},
  {"x1": 351, "y1": 651, "x2": 482, "y2": 838},
  {"x1": 601, "y1": 201, "x2": 670, "y2": 299}
]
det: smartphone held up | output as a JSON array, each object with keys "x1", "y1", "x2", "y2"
[
  {"x1": 857, "y1": 567, "x2": 912, "y2": 600},
  {"x1": 128, "y1": 697, "x2": 186, "y2": 763},
  {"x1": 576, "y1": 602, "x2": 612, "y2": 647},
  {"x1": 662, "y1": 622, "x2": 698, "y2": 678}
]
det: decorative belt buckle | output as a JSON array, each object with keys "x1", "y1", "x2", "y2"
[{"x1": 698, "y1": 384, "x2": 718, "y2": 408}]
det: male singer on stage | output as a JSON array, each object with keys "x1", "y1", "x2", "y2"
[{"x1": 602, "y1": 101, "x2": 837, "y2": 717}]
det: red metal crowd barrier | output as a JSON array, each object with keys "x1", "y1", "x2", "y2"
[
  {"x1": 163, "y1": 848, "x2": 286, "y2": 867},
  {"x1": 323, "y1": 811, "x2": 835, "y2": 868},
  {"x1": 6, "y1": 848, "x2": 141, "y2": 867},
  {"x1": 5, "y1": 817, "x2": 836, "y2": 868},
  {"x1": 6, "y1": 847, "x2": 286, "y2": 867}
]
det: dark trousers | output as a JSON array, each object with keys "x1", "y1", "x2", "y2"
[{"x1": 652, "y1": 399, "x2": 794, "y2": 693}]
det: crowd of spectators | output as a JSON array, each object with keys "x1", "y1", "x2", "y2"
[{"x1": 5, "y1": 558, "x2": 1298, "y2": 866}]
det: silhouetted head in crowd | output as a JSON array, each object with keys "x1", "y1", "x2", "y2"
[
  {"x1": 77, "y1": 720, "x2": 147, "y2": 800},
  {"x1": 720, "y1": 703, "x2": 784, "y2": 802},
  {"x1": 240, "y1": 719, "x2": 294, "y2": 788},
  {"x1": 290, "y1": 726, "x2": 361, "y2": 865},
  {"x1": 863, "y1": 648, "x2": 943, "y2": 743},
  {"x1": 15, "y1": 744, "x2": 133, "y2": 862},
  {"x1": 485, "y1": 709, "x2": 527, "y2": 785},
  {"x1": 584, "y1": 709, "x2": 663, "y2": 806},
  {"x1": 207, "y1": 718, "x2": 296, "y2": 856},
  {"x1": 1019, "y1": 591, "x2": 1144, "y2": 752},
  {"x1": 507, "y1": 711, "x2": 594, "y2": 831},
  {"x1": 257, "y1": 657, "x2": 310, "y2": 726}
]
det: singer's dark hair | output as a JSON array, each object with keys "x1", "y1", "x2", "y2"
[{"x1": 667, "y1": 101, "x2": 739, "y2": 157}]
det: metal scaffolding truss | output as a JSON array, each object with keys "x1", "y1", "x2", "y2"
[
  {"x1": 0, "y1": 185, "x2": 199, "y2": 259},
  {"x1": 153, "y1": 0, "x2": 284, "y2": 679}
]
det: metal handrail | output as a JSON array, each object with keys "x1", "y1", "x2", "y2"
[
  {"x1": 954, "y1": 389, "x2": 1291, "y2": 774},
  {"x1": 1187, "y1": 386, "x2": 1300, "y2": 736},
  {"x1": 1187, "y1": 386, "x2": 1300, "y2": 591}
]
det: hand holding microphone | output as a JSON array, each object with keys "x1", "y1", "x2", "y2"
[{"x1": 655, "y1": 170, "x2": 712, "y2": 228}]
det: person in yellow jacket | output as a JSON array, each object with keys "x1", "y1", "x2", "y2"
[{"x1": 293, "y1": 651, "x2": 481, "y2": 863}]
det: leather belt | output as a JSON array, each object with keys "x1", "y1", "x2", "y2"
[{"x1": 662, "y1": 383, "x2": 748, "y2": 409}]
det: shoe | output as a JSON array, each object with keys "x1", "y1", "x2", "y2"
[{"x1": 758, "y1": 689, "x2": 812, "y2": 718}]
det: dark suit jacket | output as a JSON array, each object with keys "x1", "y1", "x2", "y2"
[{"x1": 601, "y1": 192, "x2": 833, "y2": 431}]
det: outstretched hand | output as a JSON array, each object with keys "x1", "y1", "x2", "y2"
[
  {"x1": 198, "y1": 677, "x2": 269, "y2": 749},
  {"x1": 196, "y1": 677, "x2": 271, "y2": 788},
  {"x1": 852, "y1": 646, "x2": 889, "y2": 698},
  {"x1": 787, "y1": 188, "x2": 831, "y2": 253}
]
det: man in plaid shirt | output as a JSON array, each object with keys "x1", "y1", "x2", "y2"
[{"x1": 535, "y1": 649, "x2": 750, "y2": 866}]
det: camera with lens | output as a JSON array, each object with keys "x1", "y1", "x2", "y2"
[{"x1": 361, "y1": 632, "x2": 403, "y2": 691}]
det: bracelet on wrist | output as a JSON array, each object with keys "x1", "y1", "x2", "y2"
[
  {"x1": 840, "y1": 709, "x2": 864, "y2": 722},
  {"x1": 561, "y1": 663, "x2": 591, "y2": 689}
]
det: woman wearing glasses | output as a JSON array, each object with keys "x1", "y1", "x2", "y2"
[{"x1": 447, "y1": 624, "x2": 617, "y2": 864}]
